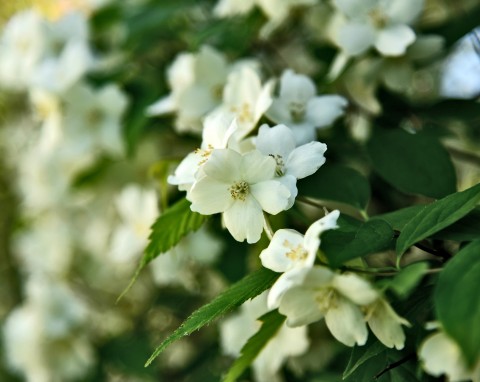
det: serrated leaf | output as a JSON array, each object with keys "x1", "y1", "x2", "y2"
[
  {"x1": 367, "y1": 129, "x2": 456, "y2": 198},
  {"x1": 297, "y1": 164, "x2": 371, "y2": 210},
  {"x1": 396, "y1": 183, "x2": 480, "y2": 256},
  {"x1": 223, "y1": 310, "x2": 285, "y2": 382},
  {"x1": 387, "y1": 262, "x2": 429, "y2": 299},
  {"x1": 145, "y1": 268, "x2": 279, "y2": 366},
  {"x1": 435, "y1": 239, "x2": 480, "y2": 367},
  {"x1": 144, "y1": 198, "x2": 209, "y2": 265},
  {"x1": 322, "y1": 219, "x2": 394, "y2": 268}
]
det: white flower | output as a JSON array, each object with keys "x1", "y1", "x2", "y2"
[
  {"x1": 147, "y1": 45, "x2": 229, "y2": 134},
  {"x1": 220, "y1": 291, "x2": 309, "y2": 382},
  {"x1": 266, "y1": 70, "x2": 347, "y2": 144},
  {"x1": 0, "y1": 9, "x2": 45, "y2": 91},
  {"x1": 214, "y1": 0, "x2": 317, "y2": 38},
  {"x1": 168, "y1": 111, "x2": 237, "y2": 193},
  {"x1": 419, "y1": 329, "x2": 480, "y2": 382},
  {"x1": 331, "y1": 0, "x2": 423, "y2": 57},
  {"x1": 63, "y1": 82, "x2": 128, "y2": 157},
  {"x1": 217, "y1": 65, "x2": 274, "y2": 140},
  {"x1": 255, "y1": 123, "x2": 328, "y2": 206},
  {"x1": 276, "y1": 266, "x2": 378, "y2": 347},
  {"x1": 189, "y1": 148, "x2": 291, "y2": 243},
  {"x1": 365, "y1": 298, "x2": 410, "y2": 350},
  {"x1": 261, "y1": 210, "x2": 339, "y2": 307},
  {"x1": 109, "y1": 185, "x2": 158, "y2": 263}
]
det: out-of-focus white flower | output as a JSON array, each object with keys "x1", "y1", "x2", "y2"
[
  {"x1": 220, "y1": 291, "x2": 309, "y2": 382},
  {"x1": 419, "y1": 328, "x2": 480, "y2": 382},
  {"x1": 214, "y1": 0, "x2": 317, "y2": 38},
  {"x1": 266, "y1": 70, "x2": 347, "y2": 144},
  {"x1": 331, "y1": 0, "x2": 423, "y2": 57},
  {"x1": 150, "y1": 227, "x2": 223, "y2": 290},
  {"x1": 168, "y1": 111, "x2": 238, "y2": 193},
  {"x1": 31, "y1": 11, "x2": 94, "y2": 94},
  {"x1": 276, "y1": 266, "x2": 378, "y2": 347},
  {"x1": 109, "y1": 184, "x2": 158, "y2": 263},
  {"x1": 0, "y1": 9, "x2": 45, "y2": 91},
  {"x1": 189, "y1": 148, "x2": 291, "y2": 243},
  {"x1": 3, "y1": 277, "x2": 94, "y2": 382},
  {"x1": 217, "y1": 65, "x2": 274, "y2": 140},
  {"x1": 365, "y1": 298, "x2": 410, "y2": 350},
  {"x1": 62, "y1": 82, "x2": 128, "y2": 157},
  {"x1": 147, "y1": 46, "x2": 229, "y2": 134},
  {"x1": 255, "y1": 123, "x2": 327, "y2": 206},
  {"x1": 261, "y1": 210, "x2": 339, "y2": 308}
]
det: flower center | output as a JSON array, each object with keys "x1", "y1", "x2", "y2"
[
  {"x1": 195, "y1": 144, "x2": 214, "y2": 165},
  {"x1": 229, "y1": 181, "x2": 250, "y2": 201},
  {"x1": 268, "y1": 154, "x2": 285, "y2": 176},
  {"x1": 289, "y1": 102, "x2": 306, "y2": 123},
  {"x1": 231, "y1": 103, "x2": 253, "y2": 124},
  {"x1": 283, "y1": 239, "x2": 308, "y2": 262},
  {"x1": 368, "y1": 8, "x2": 388, "y2": 29},
  {"x1": 315, "y1": 288, "x2": 336, "y2": 313}
]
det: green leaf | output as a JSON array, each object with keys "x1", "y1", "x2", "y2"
[
  {"x1": 432, "y1": 207, "x2": 480, "y2": 241},
  {"x1": 297, "y1": 164, "x2": 371, "y2": 210},
  {"x1": 117, "y1": 198, "x2": 209, "y2": 302},
  {"x1": 367, "y1": 129, "x2": 456, "y2": 198},
  {"x1": 322, "y1": 219, "x2": 394, "y2": 268},
  {"x1": 223, "y1": 310, "x2": 286, "y2": 382},
  {"x1": 373, "y1": 205, "x2": 425, "y2": 231},
  {"x1": 145, "y1": 268, "x2": 279, "y2": 366},
  {"x1": 387, "y1": 262, "x2": 429, "y2": 299},
  {"x1": 435, "y1": 239, "x2": 480, "y2": 367},
  {"x1": 343, "y1": 340, "x2": 385, "y2": 379},
  {"x1": 396, "y1": 183, "x2": 480, "y2": 256},
  {"x1": 144, "y1": 198, "x2": 209, "y2": 265}
]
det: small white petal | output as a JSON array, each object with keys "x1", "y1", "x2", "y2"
[
  {"x1": 286, "y1": 141, "x2": 327, "y2": 179},
  {"x1": 325, "y1": 296, "x2": 368, "y2": 346},
  {"x1": 279, "y1": 287, "x2": 324, "y2": 326},
  {"x1": 385, "y1": 0, "x2": 424, "y2": 24},
  {"x1": 250, "y1": 180, "x2": 290, "y2": 214},
  {"x1": 241, "y1": 150, "x2": 276, "y2": 184},
  {"x1": 332, "y1": 273, "x2": 379, "y2": 305},
  {"x1": 203, "y1": 149, "x2": 242, "y2": 183},
  {"x1": 338, "y1": 21, "x2": 376, "y2": 56},
  {"x1": 303, "y1": 210, "x2": 340, "y2": 255},
  {"x1": 256, "y1": 124, "x2": 296, "y2": 159},
  {"x1": 279, "y1": 69, "x2": 316, "y2": 106},
  {"x1": 375, "y1": 24, "x2": 416, "y2": 56},
  {"x1": 333, "y1": 0, "x2": 376, "y2": 18},
  {"x1": 305, "y1": 95, "x2": 348, "y2": 128},
  {"x1": 266, "y1": 98, "x2": 292, "y2": 125},
  {"x1": 260, "y1": 229, "x2": 306, "y2": 272},
  {"x1": 223, "y1": 197, "x2": 264, "y2": 243},
  {"x1": 189, "y1": 177, "x2": 232, "y2": 215}
]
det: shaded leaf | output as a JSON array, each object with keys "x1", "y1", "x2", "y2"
[
  {"x1": 396, "y1": 183, "x2": 480, "y2": 256},
  {"x1": 387, "y1": 262, "x2": 429, "y2": 299},
  {"x1": 223, "y1": 310, "x2": 285, "y2": 382},
  {"x1": 322, "y1": 219, "x2": 394, "y2": 268},
  {"x1": 367, "y1": 129, "x2": 456, "y2": 198},
  {"x1": 435, "y1": 239, "x2": 480, "y2": 367},
  {"x1": 432, "y1": 207, "x2": 480, "y2": 241},
  {"x1": 298, "y1": 164, "x2": 371, "y2": 210},
  {"x1": 145, "y1": 268, "x2": 279, "y2": 366},
  {"x1": 374, "y1": 205, "x2": 425, "y2": 231}
]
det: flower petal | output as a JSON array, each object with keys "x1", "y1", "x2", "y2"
[
  {"x1": 279, "y1": 69, "x2": 316, "y2": 106},
  {"x1": 278, "y1": 286, "x2": 324, "y2": 327},
  {"x1": 286, "y1": 141, "x2": 327, "y2": 179},
  {"x1": 305, "y1": 95, "x2": 348, "y2": 128},
  {"x1": 223, "y1": 197, "x2": 264, "y2": 243},
  {"x1": 256, "y1": 124, "x2": 296, "y2": 159},
  {"x1": 332, "y1": 273, "x2": 378, "y2": 305},
  {"x1": 303, "y1": 210, "x2": 339, "y2": 256},
  {"x1": 203, "y1": 148, "x2": 241, "y2": 183},
  {"x1": 375, "y1": 24, "x2": 416, "y2": 57},
  {"x1": 189, "y1": 177, "x2": 232, "y2": 215},
  {"x1": 241, "y1": 150, "x2": 276, "y2": 184},
  {"x1": 325, "y1": 295, "x2": 368, "y2": 346},
  {"x1": 250, "y1": 179, "x2": 290, "y2": 214},
  {"x1": 337, "y1": 21, "x2": 376, "y2": 56},
  {"x1": 260, "y1": 228, "x2": 306, "y2": 272}
]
